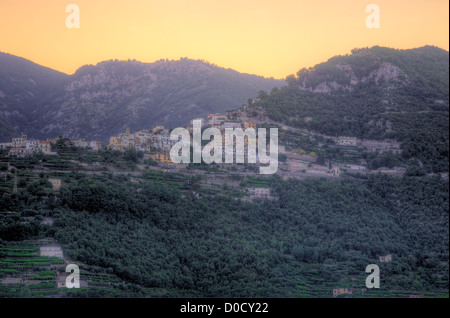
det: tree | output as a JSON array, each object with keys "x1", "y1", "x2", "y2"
[{"x1": 285, "y1": 75, "x2": 297, "y2": 86}]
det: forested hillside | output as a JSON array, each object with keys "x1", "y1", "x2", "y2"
[
  {"x1": 1, "y1": 169, "x2": 448, "y2": 297},
  {"x1": 254, "y1": 46, "x2": 449, "y2": 173}
]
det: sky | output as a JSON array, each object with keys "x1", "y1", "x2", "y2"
[{"x1": 0, "y1": 0, "x2": 448, "y2": 79}]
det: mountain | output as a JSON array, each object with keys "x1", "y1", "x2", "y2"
[
  {"x1": 0, "y1": 52, "x2": 67, "y2": 139},
  {"x1": 252, "y1": 46, "x2": 449, "y2": 173},
  {"x1": 0, "y1": 53, "x2": 283, "y2": 142}
]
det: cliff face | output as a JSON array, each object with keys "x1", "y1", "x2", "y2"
[{"x1": 298, "y1": 60, "x2": 409, "y2": 93}]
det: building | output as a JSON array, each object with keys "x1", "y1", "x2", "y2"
[
  {"x1": 48, "y1": 178, "x2": 62, "y2": 191},
  {"x1": 5, "y1": 134, "x2": 59, "y2": 156},
  {"x1": 151, "y1": 153, "x2": 172, "y2": 163},
  {"x1": 88, "y1": 140, "x2": 102, "y2": 151},
  {"x1": 73, "y1": 138, "x2": 87, "y2": 148},
  {"x1": 26, "y1": 140, "x2": 40, "y2": 152},
  {"x1": 152, "y1": 126, "x2": 165, "y2": 133},
  {"x1": 40, "y1": 245, "x2": 64, "y2": 259},
  {"x1": 286, "y1": 160, "x2": 339, "y2": 175},
  {"x1": 8, "y1": 147, "x2": 28, "y2": 157},
  {"x1": 208, "y1": 114, "x2": 228, "y2": 127},
  {"x1": 336, "y1": 136, "x2": 358, "y2": 146},
  {"x1": 39, "y1": 141, "x2": 51, "y2": 153},
  {"x1": 12, "y1": 133, "x2": 27, "y2": 148},
  {"x1": 333, "y1": 288, "x2": 353, "y2": 297},
  {"x1": 107, "y1": 136, "x2": 123, "y2": 151},
  {"x1": 379, "y1": 254, "x2": 392, "y2": 263},
  {"x1": 107, "y1": 128, "x2": 135, "y2": 151},
  {"x1": 345, "y1": 164, "x2": 367, "y2": 171},
  {"x1": 221, "y1": 121, "x2": 242, "y2": 130},
  {"x1": 243, "y1": 121, "x2": 257, "y2": 129},
  {"x1": 248, "y1": 188, "x2": 271, "y2": 199},
  {"x1": 153, "y1": 134, "x2": 176, "y2": 152},
  {"x1": 108, "y1": 128, "x2": 162, "y2": 152},
  {"x1": 0, "y1": 142, "x2": 12, "y2": 150}
]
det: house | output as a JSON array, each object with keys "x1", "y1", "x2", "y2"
[
  {"x1": 134, "y1": 129, "x2": 153, "y2": 151},
  {"x1": 107, "y1": 136, "x2": 123, "y2": 151},
  {"x1": 0, "y1": 142, "x2": 12, "y2": 150},
  {"x1": 135, "y1": 129, "x2": 152, "y2": 142},
  {"x1": 107, "y1": 128, "x2": 136, "y2": 151},
  {"x1": 333, "y1": 288, "x2": 353, "y2": 297},
  {"x1": 39, "y1": 141, "x2": 51, "y2": 153},
  {"x1": 379, "y1": 254, "x2": 392, "y2": 263},
  {"x1": 345, "y1": 164, "x2": 367, "y2": 171},
  {"x1": 336, "y1": 136, "x2": 358, "y2": 146},
  {"x1": 88, "y1": 141, "x2": 102, "y2": 151},
  {"x1": 108, "y1": 127, "x2": 173, "y2": 152},
  {"x1": 208, "y1": 114, "x2": 228, "y2": 127},
  {"x1": 248, "y1": 188, "x2": 271, "y2": 199},
  {"x1": 48, "y1": 178, "x2": 62, "y2": 191},
  {"x1": 222, "y1": 121, "x2": 242, "y2": 130},
  {"x1": 151, "y1": 153, "x2": 172, "y2": 163},
  {"x1": 153, "y1": 134, "x2": 175, "y2": 151},
  {"x1": 152, "y1": 126, "x2": 166, "y2": 133},
  {"x1": 73, "y1": 138, "x2": 88, "y2": 148},
  {"x1": 121, "y1": 129, "x2": 135, "y2": 149},
  {"x1": 12, "y1": 133, "x2": 27, "y2": 148},
  {"x1": 40, "y1": 245, "x2": 63, "y2": 259},
  {"x1": 8, "y1": 147, "x2": 28, "y2": 157},
  {"x1": 26, "y1": 140, "x2": 40, "y2": 152},
  {"x1": 243, "y1": 121, "x2": 256, "y2": 129}
]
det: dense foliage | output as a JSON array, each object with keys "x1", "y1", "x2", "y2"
[
  {"x1": 1, "y1": 168, "x2": 447, "y2": 297},
  {"x1": 256, "y1": 46, "x2": 449, "y2": 173}
]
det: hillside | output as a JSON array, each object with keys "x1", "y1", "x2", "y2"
[
  {"x1": 0, "y1": 52, "x2": 68, "y2": 140},
  {"x1": 0, "y1": 160, "x2": 448, "y2": 297},
  {"x1": 252, "y1": 46, "x2": 449, "y2": 173},
  {"x1": 0, "y1": 54, "x2": 282, "y2": 142}
]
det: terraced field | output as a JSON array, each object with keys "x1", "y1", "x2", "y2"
[
  {"x1": 0, "y1": 241, "x2": 143, "y2": 297},
  {"x1": 291, "y1": 263, "x2": 449, "y2": 298}
]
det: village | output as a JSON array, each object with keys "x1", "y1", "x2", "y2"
[
  {"x1": 0, "y1": 110, "x2": 405, "y2": 179},
  {"x1": 0, "y1": 114, "x2": 441, "y2": 299}
]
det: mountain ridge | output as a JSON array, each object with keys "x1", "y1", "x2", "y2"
[
  {"x1": 252, "y1": 45, "x2": 449, "y2": 173},
  {"x1": 0, "y1": 53, "x2": 283, "y2": 142}
]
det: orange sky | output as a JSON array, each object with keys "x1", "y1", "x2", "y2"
[{"x1": 0, "y1": 0, "x2": 448, "y2": 79}]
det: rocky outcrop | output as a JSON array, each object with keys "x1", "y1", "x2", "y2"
[{"x1": 299, "y1": 62, "x2": 409, "y2": 93}]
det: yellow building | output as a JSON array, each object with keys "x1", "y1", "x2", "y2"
[
  {"x1": 39, "y1": 141, "x2": 51, "y2": 153},
  {"x1": 243, "y1": 122, "x2": 256, "y2": 129},
  {"x1": 151, "y1": 153, "x2": 172, "y2": 163},
  {"x1": 107, "y1": 136, "x2": 123, "y2": 151}
]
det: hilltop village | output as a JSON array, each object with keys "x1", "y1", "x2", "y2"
[
  {"x1": 0, "y1": 109, "x2": 443, "y2": 300},
  {"x1": 0, "y1": 109, "x2": 408, "y2": 201}
]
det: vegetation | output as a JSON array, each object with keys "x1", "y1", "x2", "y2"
[
  {"x1": 0, "y1": 166, "x2": 447, "y2": 297},
  {"x1": 0, "y1": 46, "x2": 448, "y2": 298},
  {"x1": 255, "y1": 46, "x2": 449, "y2": 173}
]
